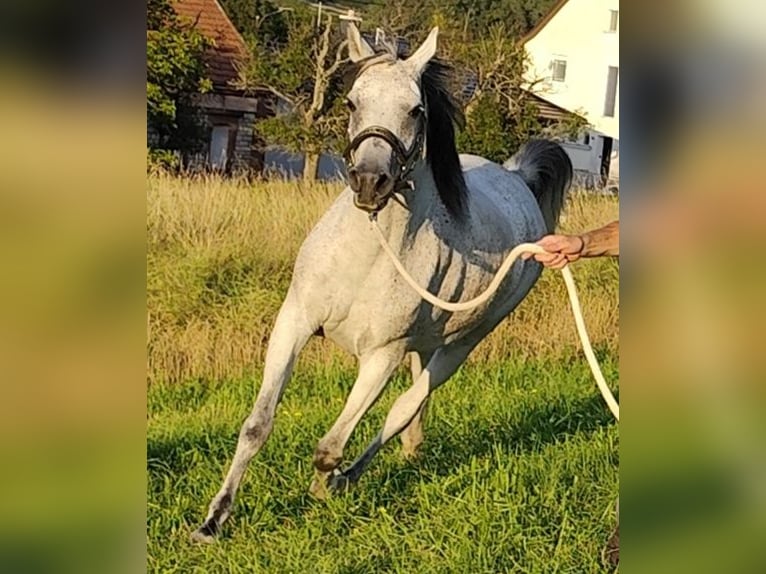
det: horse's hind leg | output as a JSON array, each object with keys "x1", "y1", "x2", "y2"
[
  {"x1": 400, "y1": 351, "x2": 433, "y2": 459},
  {"x1": 309, "y1": 346, "x2": 404, "y2": 499},
  {"x1": 192, "y1": 292, "x2": 313, "y2": 542},
  {"x1": 331, "y1": 345, "x2": 469, "y2": 490}
]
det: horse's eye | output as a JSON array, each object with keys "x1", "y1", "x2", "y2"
[
  {"x1": 346, "y1": 99, "x2": 357, "y2": 112},
  {"x1": 409, "y1": 105, "x2": 424, "y2": 118}
]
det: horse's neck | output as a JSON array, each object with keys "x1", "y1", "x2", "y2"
[
  {"x1": 308, "y1": 165, "x2": 448, "y2": 280},
  {"x1": 372, "y1": 165, "x2": 442, "y2": 246}
]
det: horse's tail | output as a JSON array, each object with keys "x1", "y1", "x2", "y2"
[{"x1": 503, "y1": 139, "x2": 573, "y2": 233}]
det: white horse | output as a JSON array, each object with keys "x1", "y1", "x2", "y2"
[{"x1": 192, "y1": 24, "x2": 572, "y2": 542}]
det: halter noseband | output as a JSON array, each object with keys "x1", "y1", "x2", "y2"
[{"x1": 342, "y1": 109, "x2": 427, "y2": 206}]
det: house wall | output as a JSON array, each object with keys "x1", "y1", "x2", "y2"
[
  {"x1": 229, "y1": 111, "x2": 262, "y2": 172},
  {"x1": 561, "y1": 137, "x2": 600, "y2": 174},
  {"x1": 263, "y1": 150, "x2": 346, "y2": 181},
  {"x1": 556, "y1": 130, "x2": 613, "y2": 188},
  {"x1": 149, "y1": 92, "x2": 265, "y2": 173},
  {"x1": 525, "y1": 0, "x2": 619, "y2": 139},
  {"x1": 148, "y1": 94, "x2": 266, "y2": 174}
]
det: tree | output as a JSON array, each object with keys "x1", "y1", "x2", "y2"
[
  {"x1": 455, "y1": 93, "x2": 539, "y2": 163},
  {"x1": 234, "y1": 7, "x2": 348, "y2": 181},
  {"x1": 146, "y1": 0, "x2": 212, "y2": 167},
  {"x1": 218, "y1": 0, "x2": 289, "y2": 46},
  {"x1": 228, "y1": 1, "x2": 578, "y2": 178},
  {"x1": 360, "y1": 4, "x2": 582, "y2": 164},
  {"x1": 362, "y1": 0, "x2": 436, "y2": 43},
  {"x1": 444, "y1": 0, "x2": 558, "y2": 38},
  {"x1": 433, "y1": 22, "x2": 539, "y2": 163},
  {"x1": 365, "y1": 0, "x2": 558, "y2": 42},
  {"x1": 441, "y1": 16, "x2": 587, "y2": 163}
]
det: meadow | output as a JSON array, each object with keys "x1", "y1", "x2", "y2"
[{"x1": 147, "y1": 173, "x2": 619, "y2": 573}]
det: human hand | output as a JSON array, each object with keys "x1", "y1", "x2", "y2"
[{"x1": 522, "y1": 234, "x2": 585, "y2": 269}]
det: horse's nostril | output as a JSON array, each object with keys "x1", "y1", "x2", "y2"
[
  {"x1": 375, "y1": 173, "x2": 390, "y2": 191},
  {"x1": 348, "y1": 167, "x2": 360, "y2": 192}
]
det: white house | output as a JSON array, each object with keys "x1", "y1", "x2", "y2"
[{"x1": 522, "y1": 0, "x2": 619, "y2": 189}]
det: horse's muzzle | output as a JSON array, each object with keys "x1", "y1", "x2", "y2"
[{"x1": 348, "y1": 167, "x2": 394, "y2": 212}]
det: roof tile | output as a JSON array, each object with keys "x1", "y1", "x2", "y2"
[{"x1": 172, "y1": 0, "x2": 247, "y2": 93}]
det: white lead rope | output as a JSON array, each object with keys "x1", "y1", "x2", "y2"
[{"x1": 371, "y1": 219, "x2": 619, "y2": 421}]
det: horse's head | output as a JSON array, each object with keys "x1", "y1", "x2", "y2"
[{"x1": 343, "y1": 25, "x2": 440, "y2": 214}]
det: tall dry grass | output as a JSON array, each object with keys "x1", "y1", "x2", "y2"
[{"x1": 147, "y1": 173, "x2": 618, "y2": 384}]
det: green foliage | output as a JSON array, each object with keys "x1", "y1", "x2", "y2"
[
  {"x1": 362, "y1": 0, "x2": 438, "y2": 41},
  {"x1": 255, "y1": 100, "x2": 346, "y2": 158},
  {"x1": 446, "y1": 0, "x2": 558, "y2": 37},
  {"x1": 456, "y1": 95, "x2": 540, "y2": 163},
  {"x1": 146, "y1": 0, "x2": 212, "y2": 159},
  {"x1": 543, "y1": 109, "x2": 590, "y2": 142},
  {"x1": 235, "y1": 7, "x2": 349, "y2": 177},
  {"x1": 364, "y1": 0, "x2": 557, "y2": 42},
  {"x1": 218, "y1": 0, "x2": 289, "y2": 46},
  {"x1": 147, "y1": 148, "x2": 181, "y2": 173},
  {"x1": 226, "y1": 0, "x2": 583, "y2": 172},
  {"x1": 443, "y1": 23, "x2": 552, "y2": 162}
]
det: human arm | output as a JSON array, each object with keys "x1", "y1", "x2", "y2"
[{"x1": 522, "y1": 220, "x2": 619, "y2": 269}]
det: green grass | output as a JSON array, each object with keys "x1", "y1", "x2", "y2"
[
  {"x1": 147, "y1": 174, "x2": 619, "y2": 572},
  {"x1": 147, "y1": 356, "x2": 618, "y2": 573}
]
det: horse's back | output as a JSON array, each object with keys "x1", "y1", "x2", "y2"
[{"x1": 459, "y1": 153, "x2": 547, "y2": 245}]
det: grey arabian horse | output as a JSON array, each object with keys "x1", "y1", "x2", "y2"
[{"x1": 192, "y1": 24, "x2": 573, "y2": 542}]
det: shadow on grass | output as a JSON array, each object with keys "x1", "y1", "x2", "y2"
[
  {"x1": 369, "y1": 392, "x2": 616, "y2": 503},
  {"x1": 148, "y1": 390, "x2": 616, "y2": 535},
  {"x1": 147, "y1": 424, "x2": 239, "y2": 478},
  {"x1": 422, "y1": 392, "x2": 615, "y2": 471}
]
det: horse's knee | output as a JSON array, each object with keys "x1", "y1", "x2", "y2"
[
  {"x1": 239, "y1": 412, "x2": 273, "y2": 450},
  {"x1": 313, "y1": 439, "x2": 342, "y2": 472}
]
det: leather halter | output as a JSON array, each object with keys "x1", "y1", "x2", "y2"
[{"x1": 342, "y1": 109, "x2": 427, "y2": 206}]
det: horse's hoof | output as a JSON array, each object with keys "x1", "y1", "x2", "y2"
[
  {"x1": 190, "y1": 522, "x2": 217, "y2": 544},
  {"x1": 401, "y1": 445, "x2": 423, "y2": 461},
  {"x1": 327, "y1": 470, "x2": 352, "y2": 494},
  {"x1": 309, "y1": 468, "x2": 351, "y2": 499},
  {"x1": 308, "y1": 476, "x2": 329, "y2": 500}
]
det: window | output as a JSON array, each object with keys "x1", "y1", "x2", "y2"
[
  {"x1": 603, "y1": 66, "x2": 619, "y2": 117},
  {"x1": 209, "y1": 126, "x2": 231, "y2": 170},
  {"x1": 608, "y1": 10, "x2": 619, "y2": 32},
  {"x1": 550, "y1": 59, "x2": 567, "y2": 82}
]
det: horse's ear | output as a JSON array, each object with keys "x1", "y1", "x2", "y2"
[
  {"x1": 346, "y1": 23, "x2": 374, "y2": 63},
  {"x1": 405, "y1": 27, "x2": 439, "y2": 76}
]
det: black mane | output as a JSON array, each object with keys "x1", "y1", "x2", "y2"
[
  {"x1": 346, "y1": 51, "x2": 468, "y2": 219},
  {"x1": 421, "y1": 59, "x2": 468, "y2": 219}
]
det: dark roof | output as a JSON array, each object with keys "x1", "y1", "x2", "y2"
[
  {"x1": 525, "y1": 91, "x2": 582, "y2": 121},
  {"x1": 519, "y1": 0, "x2": 570, "y2": 45},
  {"x1": 172, "y1": 0, "x2": 248, "y2": 94}
]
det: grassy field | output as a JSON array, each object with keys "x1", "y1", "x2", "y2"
[{"x1": 147, "y1": 174, "x2": 619, "y2": 573}]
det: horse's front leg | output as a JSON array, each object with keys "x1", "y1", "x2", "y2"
[
  {"x1": 192, "y1": 292, "x2": 314, "y2": 542},
  {"x1": 308, "y1": 346, "x2": 404, "y2": 499},
  {"x1": 330, "y1": 345, "x2": 469, "y2": 490}
]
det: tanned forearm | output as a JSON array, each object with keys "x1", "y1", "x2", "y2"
[{"x1": 580, "y1": 220, "x2": 619, "y2": 257}]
